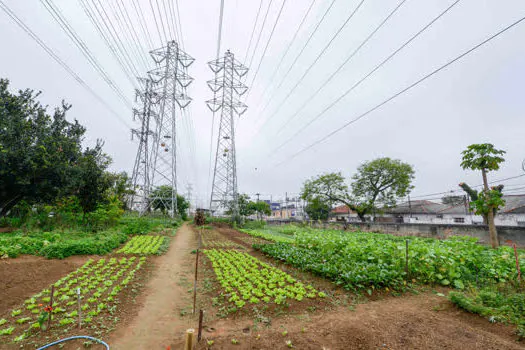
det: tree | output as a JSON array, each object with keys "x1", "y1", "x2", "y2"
[
  {"x1": 105, "y1": 171, "x2": 135, "y2": 209},
  {"x1": 441, "y1": 195, "x2": 464, "y2": 206},
  {"x1": 226, "y1": 194, "x2": 256, "y2": 218},
  {"x1": 301, "y1": 158, "x2": 415, "y2": 222},
  {"x1": 248, "y1": 201, "x2": 271, "y2": 220},
  {"x1": 0, "y1": 78, "x2": 114, "y2": 217},
  {"x1": 459, "y1": 182, "x2": 504, "y2": 224},
  {"x1": 304, "y1": 198, "x2": 330, "y2": 221},
  {"x1": 461, "y1": 143, "x2": 506, "y2": 248},
  {"x1": 151, "y1": 185, "x2": 189, "y2": 219}
]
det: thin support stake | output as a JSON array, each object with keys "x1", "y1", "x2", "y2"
[
  {"x1": 77, "y1": 288, "x2": 82, "y2": 329},
  {"x1": 514, "y1": 243, "x2": 521, "y2": 282},
  {"x1": 47, "y1": 285, "x2": 55, "y2": 331},
  {"x1": 198, "y1": 309, "x2": 204, "y2": 342},
  {"x1": 405, "y1": 240, "x2": 409, "y2": 281},
  {"x1": 193, "y1": 248, "x2": 199, "y2": 314}
]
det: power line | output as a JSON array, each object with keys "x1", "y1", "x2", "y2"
[
  {"x1": 149, "y1": 0, "x2": 166, "y2": 44},
  {"x1": 0, "y1": 0, "x2": 131, "y2": 128},
  {"x1": 270, "y1": 0, "x2": 461, "y2": 155},
  {"x1": 154, "y1": 0, "x2": 169, "y2": 42},
  {"x1": 245, "y1": 0, "x2": 275, "y2": 73},
  {"x1": 245, "y1": 0, "x2": 288, "y2": 96},
  {"x1": 275, "y1": 0, "x2": 408, "y2": 136},
  {"x1": 275, "y1": 12, "x2": 525, "y2": 166},
  {"x1": 216, "y1": 0, "x2": 225, "y2": 58},
  {"x1": 39, "y1": 0, "x2": 132, "y2": 109},
  {"x1": 243, "y1": 0, "x2": 264, "y2": 63},
  {"x1": 79, "y1": 0, "x2": 138, "y2": 87},
  {"x1": 253, "y1": 0, "x2": 366, "y2": 131},
  {"x1": 255, "y1": 0, "x2": 317, "y2": 105},
  {"x1": 174, "y1": 0, "x2": 185, "y2": 48},
  {"x1": 130, "y1": 0, "x2": 155, "y2": 49},
  {"x1": 254, "y1": 0, "x2": 337, "y2": 117}
]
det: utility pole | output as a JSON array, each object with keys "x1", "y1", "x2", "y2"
[
  {"x1": 408, "y1": 195, "x2": 413, "y2": 221},
  {"x1": 207, "y1": 50, "x2": 248, "y2": 219},
  {"x1": 130, "y1": 41, "x2": 194, "y2": 217}
]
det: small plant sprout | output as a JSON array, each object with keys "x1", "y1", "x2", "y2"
[
  {"x1": 286, "y1": 340, "x2": 293, "y2": 348},
  {"x1": 282, "y1": 330, "x2": 288, "y2": 336},
  {"x1": 207, "y1": 340, "x2": 214, "y2": 346},
  {"x1": 231, "y1": 338, "x2": 239, "y2": 345}
]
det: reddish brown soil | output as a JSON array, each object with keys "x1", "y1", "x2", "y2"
[
  {"x1": 174, "y1": 292, "x2": 523, "y2": 350},
  {"x1": 0, "y1": 255, "x2": 87, "y2": 314}
]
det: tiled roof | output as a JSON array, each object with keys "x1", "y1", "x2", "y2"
[{"x1": 331, "y1": 205, "x2": 354, "y2": 214}]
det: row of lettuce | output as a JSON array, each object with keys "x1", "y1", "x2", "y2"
[{"x1": 240, "y1": 225, "x2": 524, "y2": 335}]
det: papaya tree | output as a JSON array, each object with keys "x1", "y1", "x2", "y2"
[{"x1": 460, "y1": 143, "x2": 506, "y2": 248}]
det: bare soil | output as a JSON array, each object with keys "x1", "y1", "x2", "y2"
[{"x1": 0, "y1": 255, "x2": 87, "y2": 313}]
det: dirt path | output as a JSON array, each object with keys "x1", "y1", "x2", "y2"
[{"x1": 109, "y1": 223, "x2": 197, "y2": 349}]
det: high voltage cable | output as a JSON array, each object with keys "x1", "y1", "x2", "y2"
[
  {"x1": 274, "y1": 12, "x2": 525, "y2": 167},
  {"x1": 154, "y1": 0, "x2": 168, "y2": 42},
  {"x1": 39, "y1": 0, "x2": 132, "y2": 109},
  {"x1": 79, "y1": 0, "x2": 138, "y2": 87},
  {"x1": 255, "y1": 0, "x2": 317, "y2": 104},
  {"x1": 270, "y1": 0, "x2": 461, "y2": 155},
  {"x1": 149, "y1": 0, "x2": 166, "y2": 44},
  {"x1": 174, "y1": 0, "x2": 185, "y2": 48},
  {"x1": 112, "y1": 0, "x2": 150, "y2": 70},
  {"x1": 246, "y1": 0, "x2": 275, "y2": 73},
  {"x1": 244, "y1": 0, "x2": 288, "y2": 95},
  {"x1": 243, "y1": 0, "x2": 264, "y2": 63},
  {"x1": 254, "y1": 0, "x2": 366, "y2": 130},
  {"x1": 0, "y1": 0, "x2": 131, "y2": 128},
  {"x1": 255, "y1": 0, "x2": 337, "y2": 116},
  {"x1": 274, "y1": 0, "x2": 408, "y2": 136},
  {"x1": 116, "y1": 0, "x2": 151, "y2": 57},
  {"x1": 161, "y1": 0, "x2": 174, "y2": 40},
  {"x1": 216, "y1": 0, "x2": 225, "y2": 57},
  {"x1": 130, "y1": 0, "x2": 155, "y2": 49},
  {"x1": 89, "y1": 0, "x2": 142, "y2": 78},
  {"x1": 166, "y1": 0, "x2": 179, "y2": 42}
]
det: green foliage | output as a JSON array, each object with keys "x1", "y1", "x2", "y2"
[
  {"x1": 461, "y1": 143, "x2": 506, "y2": 172},
  {"x1": 150, "y1": 185, "x2": 189, "y2": 219},
  {"x1": 449, "y1": 286, "x2": 525, "y2": 336},
  {"x1": 351, "y1": 157, "x2": 415, "y2": 209},
  {"x1": 204, "y1": 249, "x2": 320, "y2": 309},
  {"x1": 0, "y1": 230, "x2": 127, "y2": 259},
  {"x1": 117, "y1": 235, "x2": 167, "y2": 255},
  {"x1": 242, "y1": 220, "x2": 266, "y2": 230},
  {"x1": 254, "y1": 226, "x2": 524, "y2": 291},
  {"x1": 305, "y1": 197, "x2": 330, "y2": 221},
  {"x1": 470, "y1": 189, "x2": 506, "y2": 218},
  {"x1": 248, "y1": 201, "x2": 271, "y2": 218},
  {"x1": 240, "y1": 229, "x2": 295, "y2": 244}
]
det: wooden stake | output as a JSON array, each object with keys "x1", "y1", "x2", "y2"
[
  {"x1": 77, "y1": 288, "x2": 82, "y2": 329},
  {"x1": 193, "y1": 249, "x2": 199, "y2": 314},
  {"x1": 184, "y1": 328, "x2": 195, "y2": 350},
  {"x1": 197, "y1": 310, "x2": 204, "y2": 342},
  {"x1": 514, "y1": 244, "x2": 521, "y2": 282},
  {"x1": 405, "y1": 240, "x2": 409, "y2": 281},
  {"x1": 47, "y1": 285, "x2": 55, "y2": 331}
]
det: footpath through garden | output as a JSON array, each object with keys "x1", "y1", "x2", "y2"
[{"x1": 109, "y1": 223, "x2": 196, "y2": 349}]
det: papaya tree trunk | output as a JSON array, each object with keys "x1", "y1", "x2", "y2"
[{"x1": 482, "y1": 169, "x2": 498, "y2": 248}]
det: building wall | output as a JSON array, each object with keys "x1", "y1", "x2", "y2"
[{"x1": 386, "y1": 213, "x2": 525, "y2": 227}]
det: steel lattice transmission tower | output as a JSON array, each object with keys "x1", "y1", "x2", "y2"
[
  {"x1": 207, "y1": 50, "x2": 248, "y2": 216},
  {"x1": 130, "y1": 41, "x2": 194, "y2": 217}
]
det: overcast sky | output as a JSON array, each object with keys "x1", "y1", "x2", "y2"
[{"x1": 1, "y1": 0, "x2": 524, "y2": 208}]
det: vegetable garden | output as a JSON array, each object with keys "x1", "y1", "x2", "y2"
[{"x1": 0, "y1": 257, "x2": 145, "y2": 344}]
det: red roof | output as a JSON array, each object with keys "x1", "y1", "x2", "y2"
[{"x1": 331, "y1": 205, "x2": 353, "y2": 214}]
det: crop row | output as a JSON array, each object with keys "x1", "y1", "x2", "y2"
[
  {"x1": 0, "y1": 257, "x2": 145, "y2": 344},
  {"x1": 255, "y1": 228, "x2": 525, "y2": 291},
  {"x1": 204, "y1": 249, "x2": 324, "y2": 309},
  {"x1": 117, "y1": 235, "x2": 167, "y2": 255},
  {"x1": 239, "y1": 229, "x2": 294, "y2": 244}
]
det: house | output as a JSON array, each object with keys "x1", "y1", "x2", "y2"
[{"x1": 383, "y1": 194, "x2": 525, "y2": 227}]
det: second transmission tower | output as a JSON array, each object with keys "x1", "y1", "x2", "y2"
[{"x1": 207, "y1": 50, "x2": 248, "y2": 217}]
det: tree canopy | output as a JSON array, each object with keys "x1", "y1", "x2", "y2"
[
  {"x1": 301, "y1": 158, "x2": 415, "y2": 222},
  {"x1": 0, "y1": 78, "x2": 114, "y2": 217},
  {"x1": 151, "y1": 185, "x2": 189, "y2": 219}
]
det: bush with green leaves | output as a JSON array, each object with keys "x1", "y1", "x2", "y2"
[{"x1": 254, "y1": 227, "x2": 524, "y2": 291}]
